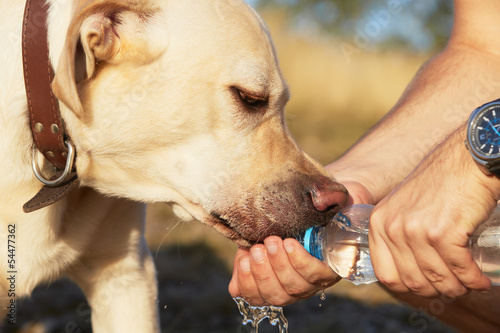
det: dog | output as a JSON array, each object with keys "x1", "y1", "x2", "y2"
[{"x1": 0, "y1": 0, "x2": 349, "y2": 331}]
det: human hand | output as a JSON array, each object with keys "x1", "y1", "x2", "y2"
[
  {"x1": 369, "y1": 126, "x2": 500, "y2": 298},
  {"x1": 228, "y1": 236, "x2": 340, "y2": 306},
  {"x1": 228, "y1": 180, "x2": 374, "y2": 306}
]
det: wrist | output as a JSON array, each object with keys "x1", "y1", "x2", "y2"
[
  {"x1": 459, "y1": 126, "x2": 500, "y2": 204},
  {"x1": 466, "y1": 147, "x2": 500, "y2": 202}
]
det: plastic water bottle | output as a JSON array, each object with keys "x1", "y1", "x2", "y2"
[{"x1": 298, "y1": 204, "x2": 500, "y2": 286}]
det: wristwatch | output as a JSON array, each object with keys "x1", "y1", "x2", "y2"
[{"x1": 466, "y1": 99, "x2": 500, "y2": 177}]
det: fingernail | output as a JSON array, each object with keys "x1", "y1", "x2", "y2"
[
  {"x1": 251, "y1": 247, "x2": 265, "y2": 263},
  {"x1": 265, "y1": 240, "x2": 278, "y2": 255},
  {"x1": 240, "y1": 257, "x2": 251, "y2": 272},
  {"x1": 284, "y1": 240, "x2": 294, "y2": 254}
]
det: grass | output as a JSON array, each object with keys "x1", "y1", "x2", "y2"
[{"x1": 146, "y1": 9, "x2": 431, "y2": 305}]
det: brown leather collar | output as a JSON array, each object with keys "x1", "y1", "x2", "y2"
[{"x1": 22, "y1": 0, "x2": 78, "y2": 213}]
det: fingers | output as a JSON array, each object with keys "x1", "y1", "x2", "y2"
[
  {"x1": 229, "y1": 237, "x2": 341, "y2": 306},
  {"x1": 232, "y1": 242, "x2": 298, "y2": 306},
  {"x1": 374, "y1": 230, "x2": 441, "y2": 296},
  {"x1": 369, "y1": 229, "x2": 409, "y2": 293},
  {"x1": 247, "y1": 243, "x2": 292, "y2": 305},
  {"x1": 433, "y1": 236, "x2": 491, "y2": 291},
  {"x1": 264, "y1": 238, "x2": 319, "y2": 298},
  {"x1": 370, "y1": 210, "x2": 435, "y2": 296},
  {"x1": 281, "y1": 238, "x2": 340, "y2": 287},
  {"x1": 228, "y1": 248, "x2": 248, "y2": 298},
  {"x1": 370, "y1": 211, "x2": 491, "y2": 298},
  {"x1": 371, "y1": 216, "x2": 456, "y2": 297},
  {"x1": 230, "y1": 247, "x2": 267, "y2": 305},
  {"x1": 408, "y1": 230, "x2": 470, "y2": 296}
]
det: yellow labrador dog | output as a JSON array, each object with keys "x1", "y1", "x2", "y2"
[{"x1": 1, "y1": 0, "x2": 348, "y2": 331}]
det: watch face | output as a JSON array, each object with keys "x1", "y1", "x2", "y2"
[{"x1": 469, "y1": 103, "x2": 500, "y2": 159}]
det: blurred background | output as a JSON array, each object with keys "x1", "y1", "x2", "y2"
[{"x1": 9, "y1": 1, "x2": 459, "y2": 332}]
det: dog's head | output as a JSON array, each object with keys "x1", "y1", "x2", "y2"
[{"x1": 51, "y1": 0, "x2": 348, "y2": 247}]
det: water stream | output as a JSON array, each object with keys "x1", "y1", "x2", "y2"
[{"x1": 233, "y1": 297, "x2": 289, "y2": 333}]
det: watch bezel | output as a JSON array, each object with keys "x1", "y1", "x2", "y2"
[{"x1": 467, "y1": 100, "x2": 500, "y2": 162}]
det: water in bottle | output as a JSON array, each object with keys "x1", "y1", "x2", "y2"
[
  {"x1": 298, "y1": 204, "x2": 500, "y2": 285},
  {"x1": 469, "y1": 208, "x2": 500, "y2": 284}
]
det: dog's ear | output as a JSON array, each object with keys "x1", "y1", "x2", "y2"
[
  {"x1": 52, "y1": 1, "x2": 165, "y2": 118},
  {"x1": 52, "y1": 12, "x2": 116, "y2": 117}
]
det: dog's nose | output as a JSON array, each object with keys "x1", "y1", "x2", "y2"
[{"x1": 310, "y1": 180, "x2": 349, "y2": 212}]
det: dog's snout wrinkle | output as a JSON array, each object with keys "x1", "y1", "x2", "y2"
[{"x1": 210, "y1": 211, "x2": 231, "y2": 227}]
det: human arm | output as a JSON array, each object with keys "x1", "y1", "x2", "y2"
[{"x1": 327, "y1": 0, "x2": 500, "y2": 201}]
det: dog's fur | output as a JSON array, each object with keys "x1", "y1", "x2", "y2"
[{"x1": 1, "y1": 0, "x2": 349, "y2": 331}]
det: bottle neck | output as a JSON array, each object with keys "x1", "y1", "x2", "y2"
[{"x1": 297, "y1": 226, "x2": 324, "y2": 261}]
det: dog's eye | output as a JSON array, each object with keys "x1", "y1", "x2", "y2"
[
  {"x1": 233, "y1": 87, "x2": 268, "y2": 108},
  {"x1": 239, "y1": 90, "x2": 259, "y2": 104}
]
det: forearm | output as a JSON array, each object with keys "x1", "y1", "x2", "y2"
[{"x1": 327, "y1": 44, "x2": 500, "y2": 203}]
